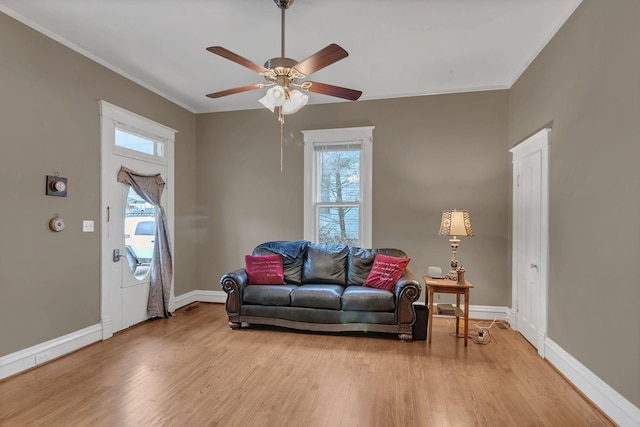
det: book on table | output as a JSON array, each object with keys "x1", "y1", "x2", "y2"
[{"x1": 437, "y1": 303, "x2": 463, "y2": 316}]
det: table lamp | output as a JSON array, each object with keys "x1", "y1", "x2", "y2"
[{"x1": 439, "y1": 209, "x2": 474, "y2": 280}]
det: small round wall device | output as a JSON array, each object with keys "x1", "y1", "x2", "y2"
[{"x1": 49, "y1": 216, "x2": 66, "y2": 232}]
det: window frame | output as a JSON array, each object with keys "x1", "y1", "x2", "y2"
[
  {"x1": 101, "y1": 102, "x2": 172, "y2": 167},
  {"x1": 302, "y1": 126, "x2": 374, "y2": 248}
]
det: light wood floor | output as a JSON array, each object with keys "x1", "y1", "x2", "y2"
[{"x1": 0, "y1": 303, "x2": 612, "y2": 427}]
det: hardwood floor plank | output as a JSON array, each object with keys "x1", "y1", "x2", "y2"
[{"x1": 0, "y1": 304, "x2": 613, "y2": 426}]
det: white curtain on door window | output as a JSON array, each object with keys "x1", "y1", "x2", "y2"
[{"x1": 117, "y1": 166, "x2": 173, "y2": 318}]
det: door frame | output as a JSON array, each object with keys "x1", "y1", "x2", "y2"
[
  {"x1": 99, "y1": 101, "x2": 176, "y2": 340},
  {"x1": 509, "y1": 128, "x2": 550, "y2": 357}
]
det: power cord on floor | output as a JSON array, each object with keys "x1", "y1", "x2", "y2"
[
  {"x1": 447, "y1": 317, "x2": 500, "y2": 345},
  {"x1": 471, "y1": 327, "x2": 494, "y2": 345},
  {"x1": 471, "y1": 318, "x2": 499, "y2": 345}
]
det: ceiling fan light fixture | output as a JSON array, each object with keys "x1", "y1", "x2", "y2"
[
  {"x1": 270, "y1": 85, "x2": 287, "y2": 106},
  {"x1": 282, "y1": 89, "x2": 308, "y2": 115},
  {"x1": 259, "y1": 85, "x2": 287, "y2": 111},
  {"x1": 258, "y1": 93, "x2": 276, "y2": 112}
]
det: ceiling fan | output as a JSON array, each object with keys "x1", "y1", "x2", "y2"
[{"x1": 205, "y1": 0, "x2": 362, "y2": 114}]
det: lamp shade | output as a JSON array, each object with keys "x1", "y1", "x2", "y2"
[
  {"x1": 439, "y1": 210, "x2": 474, "y2": 237},
  {"x1": 258, "y1": 93, "x2": 276, "y2": 112},
  {"x1": 268, "y1": 85, "x2": 286, "y2": 106},
  {"x1": 281, "y1": 89, "x2": 308, "y2": 115},
  {"x1": 259, "y1": 85, "x2": 287, "y2": 112}
]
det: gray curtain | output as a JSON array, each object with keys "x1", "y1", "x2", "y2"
[{"x1": 117, "y1": 166, "x2": 173, "y2": 318}]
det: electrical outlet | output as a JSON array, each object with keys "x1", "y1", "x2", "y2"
[
  {"x1": 83, "y1": 220, "x2": 94, "y2": 232},
  {"x1": 35, "y1": 351, "x2": 50, "y2": 364}
]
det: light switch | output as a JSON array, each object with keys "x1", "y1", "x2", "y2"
[{"x1": 83, "y1": 220, "x2": 94, "y2": 232}]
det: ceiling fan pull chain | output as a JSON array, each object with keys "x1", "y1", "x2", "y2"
[{"x1": 279, "y1": 107, "x2": 285, "y2": 173}]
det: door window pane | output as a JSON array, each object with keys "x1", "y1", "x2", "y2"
[
  {"x1": 318, "y1": 206, "x2": 359, "y2": 246},
  {"x1": 124, "y1": 187, "x2": 155, "y2": 279},
  {"x1": 116, "y1": 129, "x2": 157, "y2": 156}
]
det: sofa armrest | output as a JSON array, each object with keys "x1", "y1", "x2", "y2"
[
  {"x1": 394, "y1": 267, "x2": 421, "y2": 296},
  {"x1": 220, "y1": 268, "x2": 248, "y2": 318},
  {"x1": 394, "y1": 267, "x2": 421, "y2": 328}
]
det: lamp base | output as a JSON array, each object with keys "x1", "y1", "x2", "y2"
[{"x1": 446, "y1": 267, "x2": 467, "y2": 284}]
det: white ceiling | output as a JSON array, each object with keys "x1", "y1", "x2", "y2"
[{"x1": 0, "y1": 0, "x2": 581, "y2": 114}]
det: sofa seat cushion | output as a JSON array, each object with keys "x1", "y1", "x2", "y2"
[
  {"x1": 243, "y1": 284, "x2": 298, "y2": 306},
  {"x1": 342, "y1": 286, "x2": 395, "y2": 312},
  {"x1": 290, "y1": 284, "x2": 344, "y2": 310}
]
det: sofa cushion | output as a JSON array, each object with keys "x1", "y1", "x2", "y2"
[
  {"x1": 347, "y1": 247, "x2": 377, "y2": 285},
  {"x1": 342, "y1": 286, "x2": 395, "y2": 312},
  {"x1": 243, "y1": 284, "x2": 298, "y2": 306},
  {"x1": 302, "y1": 243, "x2": 349, "y2": 285},
  {"x1": 348, "y1": 248, "x2": 410, "y2": 285},
  {"x1": 290, "y1": 284, "x2": 344, "y2": 310},
  {"x1": 245, "y1": 254, "x2": 285, "y2": 285},
  {"x1": 374, "y1": 248, "x2": 409, "y2": 259},
  {"x1": 242, "y1": 305, "x2": 397, "y2": 325},
  {"x1": 363, "y1": 254, "x2": 411, "y2": 291},
  {"x1": 253, "y1": 241, "x2": 309, "y2": 285}
]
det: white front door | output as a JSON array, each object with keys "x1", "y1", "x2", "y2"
[
  {"x1": 510, "y1": 128, "x2": 550, "y2": 356},
  {"x1": 107, "y1": 156, "x2": 167, "y2": 333},
  {"x1": 100, "y1": 101, "x2": 175, "y2": 339}
]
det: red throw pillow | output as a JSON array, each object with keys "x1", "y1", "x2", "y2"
[
  {"x1": 363, "y1": 254, "x2": 410, "y2": 291},
  {"x1": 245, "y1": 254, "x2": 285, "y2": 285}
]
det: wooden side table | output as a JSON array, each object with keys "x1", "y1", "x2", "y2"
[{"x1": 423, "y1": 276, "x2": 474, "y2": 346}]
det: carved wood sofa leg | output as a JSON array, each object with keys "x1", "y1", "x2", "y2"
[
  {"x1": 229, "y1": 321, "x2": 241, "y2": 330},
  {"x1": 398, "y1": 333, "x2": 413, "y2": 342}
]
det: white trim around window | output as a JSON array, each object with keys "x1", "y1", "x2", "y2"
[{"x1": 302, "y1": 126, "x2": 374, "y2": 248}]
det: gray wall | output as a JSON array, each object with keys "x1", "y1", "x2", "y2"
[
  {"x1": 196, "y1": 91, "x2": 510, "y2": 307},
  {"x1": 0, "y1": 12, "x2": 198, "y2": 356},
  {"x1": 509, "y1": 0, "x2": 640, "y2": 406}
]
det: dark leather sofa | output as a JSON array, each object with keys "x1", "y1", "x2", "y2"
[{"x1": 220, "y1": 241, "x2": 422, "y2": 341}]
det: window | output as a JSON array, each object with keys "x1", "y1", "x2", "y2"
[
  {"x1": 116, "y1": 129, "x2": 157, "y2": 156},
  {"x1": 303, "y1": 126, "x2": 374, "y2": 247},
  {"x1": 115, "y1": 127, "x2": 165, "y2": 159},
  {"x1": 100, "y1": 101, "x2": 171, "y2": 164}
]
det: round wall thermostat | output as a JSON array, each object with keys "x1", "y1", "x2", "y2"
[
  {"x1": 49, "y1": 217, "x2": 66, "y2": 232},
  {"x1": 46, "y1": 175, "x2": 67, "y2": 197},
  {"x1": 50, "y1": 180, "x2": 66, "y2": 192}
]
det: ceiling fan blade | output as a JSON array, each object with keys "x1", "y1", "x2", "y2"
[
  {"x1": 206, "y1": 46, "x2": 268, "y2": 74},
  {"x1": 293, "y1": 44, "x2": 349, "y2": 76},
  {"x1": 304, "y1": 82, "x2": 362, "y2": 101},
  {"x1": 206, "y1": 84, "x2": 265, "y2": 99}
]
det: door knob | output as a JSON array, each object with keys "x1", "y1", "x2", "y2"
[
  {"x1": 113, "y1": 248, "x2": 126, "y2": 262},
  {"x1": 530, "y1": 263, "x2": 538, "y2": 269}
]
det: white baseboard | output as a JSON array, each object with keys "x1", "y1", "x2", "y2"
[
  {"x1": 0, "y1": 323, "x2": 102, "y2": 381},
  {"x1": 170, "y1": 290, "x2": 226, "y2": 311},
  {"x1": 468, "y1": 304, "x2": 510, "y2": 320},
  {"x1": 421, "y1": 303, "x2": 510, "y2": 321},
  {"x1": 545, "y1": 338, "x2": 640, "y2": 427}
]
